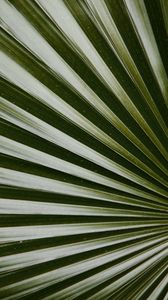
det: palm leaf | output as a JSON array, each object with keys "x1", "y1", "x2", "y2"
[{"x1": 0, "y1": 0, "x2": 168, "y2": 299}]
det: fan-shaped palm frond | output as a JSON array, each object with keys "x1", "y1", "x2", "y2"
[{"x1": 0, "y1": 0, "x2": 168, "y2": 299}]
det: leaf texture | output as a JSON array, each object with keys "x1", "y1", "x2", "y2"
[{"x1": 0, "y1": 0, "x2": 168, "y2": 299}]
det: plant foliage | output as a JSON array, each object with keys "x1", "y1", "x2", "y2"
[{"x1": 0, "y1": 0, "x2": 168, "y2": 299}]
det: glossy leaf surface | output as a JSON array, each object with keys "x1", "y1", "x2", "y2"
[{"x1": 0, "y1": 0, "x2": 168, "y2": 299}]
